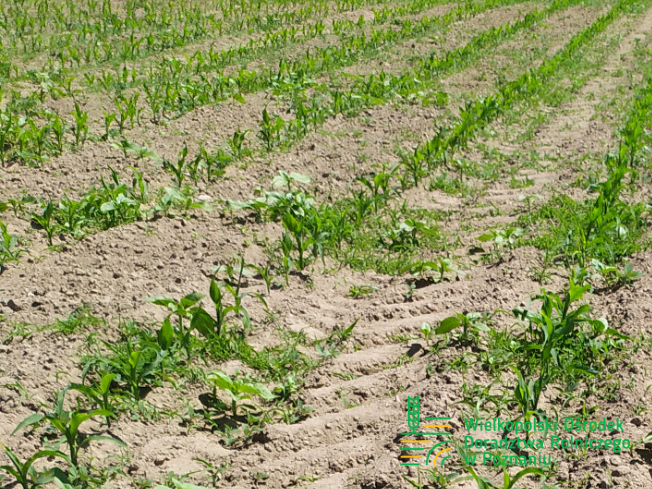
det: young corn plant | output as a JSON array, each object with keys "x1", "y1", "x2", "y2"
[
  {"x1": 463, "y1": 465, "x2": 544, "y2": 489},
  {"x1": 258, "y1": 108, "x2": 285, "y2": 151},
  {"x1": 70, "y1": 103, "x2": 88, "y2": 148},
  {"x1": 31, "y1": 201, "x2": 57, "y2": 246},
  {"x1": 91, "y1": 338, "x2": 165, "y2": 401},
  {"x1": 67, "y1": 373, "x2": 118, "y2": 428},
  {"x1": 228, "y1": 128, "x2": 251, "y2": 158},
  {"x1": 201, "y1": 146, "x2": 233, "y2": 181},
  {"x1": 510, "y1": 279, "x2": 625, "y2": 422},
  {"x1": 7, "y1": 195, "x2": 36, "y2": 217},
  {"x1": 355, "y1": 167, "x2": 395, "y2": 212},
  {"x1": 163, "y1": 144, "x2": 189, "y2": 188},
  {"x1": 50, "y1": 116, "x2": 66, "y2": 155},
  {"x1": 12, "y1": 389, "x2": 124, "y2": 467},
  {"x1": 282, "y1": 211, "x2": 310, "y2": 271},
  {"x1": 102, "y1": 110, "x2": 117, "y2": 141},
  {"x1": 207, "y1": 371, "x2": 275, "y2": 417},
  {"x1": 193, "y1": 256, "x2": 266, "y2": 338},
  {"x1": 144, "y1": 292, "x2": 205, "y2": 360},
  {"x1": 0, "y1": 443, "x2": 68, "y2": 489},
  {"x1": 0, "y1": 221, "x2": 24, "y2": 264}
]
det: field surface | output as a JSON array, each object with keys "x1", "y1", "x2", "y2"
[{"x1": 2, "y1": 0, "x2": 652, "y2": 488}]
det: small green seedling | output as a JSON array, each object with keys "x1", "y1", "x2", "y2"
[
  {"x1": 0, "y1": 443, "x2": 67, "y2": 489},
  {"x1": 12, "y1": 389, "x2": 124, "y2": 466},
  {"x1": 346, "y1": 284, "x2": 378, "y2": 298},
  {"x1": 68, "y1": 373, "x2": 118, "y2": 428},
  {"x1": 421, "y1": 322, "x2": 433, "y2": 342},
  {"x1": 31, "y1": 201, "x2": 57, "y2": 246},
  {"x1": 476, "y1": 227, "x2": 523, "y2": 261},
  {"x1": 208, "y1": 371, "x2": 275, "y2": 417},
  {"x1": 434, "y1": 313, "x2": 489, "y2": 343},
  {"x1": 162, "y1": 144, "x2": 189, "y2": 188},
  {"x1": 144, "y1": 292, "x2": 205, "y2": 359},
  {"x1": 463, "y1": 465, "x2": 544, "y2": 489}
]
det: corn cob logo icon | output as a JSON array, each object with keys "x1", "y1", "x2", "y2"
[
  {"x1": 406, "y1": 396, "x2": 420, "y2": 434},
  {"x1": 399, "y1": 396, "x2": 452, "y2": 466}
]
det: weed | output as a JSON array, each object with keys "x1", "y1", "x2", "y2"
[{"x1": 347, "y1": 284, "x2": 379, "y2": 298}]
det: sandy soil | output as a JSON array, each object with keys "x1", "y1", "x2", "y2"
[{"x1": 3, "y1": 0, "x2": 652, "y2": 488}]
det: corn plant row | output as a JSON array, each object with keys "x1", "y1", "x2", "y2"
[
  {"x1": 0, "y1": 0, "x2": 573, "y2": 166},
  {"x1": 1, "y1": 0, "x2": 323, "y2": 46},
  {"x1": 399, "y1": 0, "x2": 640, "y2": 186},
  {"x1": 76, "y1": 0, "x2": 459, "y2": 90},
  {"x1": 242, "y1": 0, "x2": 586, "y2": 153},
  {"x1": 1, "y1": 0, "x2": 423, "y2": 70},
  {"x1": 25, "y1": 2, "x2": 335, "y2": 73},
  {"x1": 0, "y1": 0, "x2": 541, "y2": 165},
  {"x1": 3, "y1": 0, "x2": 219, "y2": 56},
  {"x1": 618, "y1": 76, "x2": 652, "y2": 168},
  {"x1": 224, "y1": 0, "x2": 644, "y2": 278},
  {"x1": 55, "y1": 0, "x2": 453, "y2": 80},
  {"x1": 518, "y1": 75, "x2": 652, "y2": 284},
  {"x1": 354, "y1": 0, "x2": 588, "y2": 99},
  {"x1": 0, "y1": 0, "x2": 521, "y2": 165},
  {"x1": 0, "y1": 93, "x2": 91, "y2": 166},
  {"x1": 248, "y1": 0, "x2": 587, "y2": 153},
  {"x1": 92, "y1": 0, "x2": 528, "y2": 121}
]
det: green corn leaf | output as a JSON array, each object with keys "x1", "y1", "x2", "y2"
[
  {"x1": 99, "y1": 373, "x2": 116, "y2": 394},
  {"x1": 70, "y1": 410, "x2": 113, "y2": 438},
  {"x1": 604, "y1": 328, "x2": 629, "y2": 340},
  {"x1": 507, "y1": 467, "x2": 545, "y2": 489},
  {"x1": 79, "y1": 435, "x2": 126, "y2": 449},
  {"x1": 144, "y1": 296, "x2": 176, "y2": 307},
  {"x1": 12, "y1": 413, "x2": 44, "y2": 435}
]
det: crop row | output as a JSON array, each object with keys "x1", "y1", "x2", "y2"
[
  {"x1": 32, "y1": 0, "x2": 455, "y2": 78},
  {"x1": 518, "y1": 71, "x2": 652, "y2": 278},
  {"x1": 0, "y1": 0, "x2": 527, "y2": 166},
  {"x1": 398, "y1": 0, "x2": 639, "y2": 186},
  {"x1": 220, "y1": 0, "x2": 645, "y2": 277},
  {"x1": 213, "y1": 0, "x2": 595, "y2": 157},
  {"x1": 2, "y1": 0, "x2": 327, "y2": 43},
  {"x1": 1, "y1": 0, "x2": 435, "y2": 71},
  {"x1": 0, "y1": 0, "x2": 618, "y2": 172},
  {"x1": 246, "y1": 0, "x2": 591, "y2": 155}
]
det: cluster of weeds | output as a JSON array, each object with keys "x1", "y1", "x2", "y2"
[
  {"x1": 31, "y1": 168, "x2": 148, "y2": 244},
  {"x1": 27, "y1": 167, "x2": 214, "y2": 245},
  {"x1": 229, "y1": 170, "x2": 447, "y2": 276}
]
